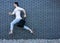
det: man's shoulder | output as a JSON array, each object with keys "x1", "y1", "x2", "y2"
[
  {"x1": 18, "y1": 7, "x2": 24, "y2": 10},
  {"x1": 17, "y1": 7, "x2": 21, "y2": 8}
]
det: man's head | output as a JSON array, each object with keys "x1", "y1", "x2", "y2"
[{"x1": 14, "y1": 2, "x2": 19, "y2": 7}]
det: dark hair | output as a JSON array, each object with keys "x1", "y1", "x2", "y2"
[{"x1": 14, "y1": 2, "x2": 19, "y2": 6}]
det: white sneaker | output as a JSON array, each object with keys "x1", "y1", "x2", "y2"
[{"x1": 9, "y1": 31, "x2": 13, "y2": 34}]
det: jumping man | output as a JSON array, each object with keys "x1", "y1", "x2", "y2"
[{"x1": 9, "y1": 2, "x2": 33, "y2": 34}]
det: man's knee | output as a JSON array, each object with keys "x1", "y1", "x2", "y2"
[{"x1": 10, "y1": 22, "x2": 14, "y2": 25}]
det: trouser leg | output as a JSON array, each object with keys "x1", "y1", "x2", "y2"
[
  {"x1": 10, "y1": 18, "x2": 21, "y2": 31},
  {"x1": 24, "y1": 26, "x2": 33, "y2": 33}
]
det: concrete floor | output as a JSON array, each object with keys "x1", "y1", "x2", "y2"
[{"x1": 0, "y1": 39, "x2": 60, "y2": 43}]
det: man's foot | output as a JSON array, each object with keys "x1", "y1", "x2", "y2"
[
  {"x1": 30, "y1": 30, "x2": 33, "y2": 33},
  {"x1": 9, "y1": 31, "x2": 13, "y2": 34},
  {"x1": 29, "y1": 29, "x2": 33, "y2": 34}
]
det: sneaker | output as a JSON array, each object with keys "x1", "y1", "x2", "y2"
[{"x1": 9, "y1": 31, "x2": 13, "y2": 34}]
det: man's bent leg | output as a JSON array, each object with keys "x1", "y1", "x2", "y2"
[
  {"x1": 24, "y1": 26, "x2": 33, "y2": 33},
  {"x1": 9, "y1": 19, "x2": 21, "y2": 34}
]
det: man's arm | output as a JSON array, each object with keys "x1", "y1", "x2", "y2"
[
  {"x1": 20, "y1": 8, "x2": 27, "y2": 18},
  {"x1": 9, "y1": 10, "x2": 15, "y2": 15}
]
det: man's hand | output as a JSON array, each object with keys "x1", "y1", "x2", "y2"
[
  {"x1": 24, "y1": 15, "x2": 26, "y2": 18},
  {"x1": 9, "y1": 12, "x2": 12, "y2": 15}
]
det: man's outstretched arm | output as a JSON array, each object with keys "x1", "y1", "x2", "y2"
[{"x1": 9, "y1": 10, "x2": 15, "y2": 15}]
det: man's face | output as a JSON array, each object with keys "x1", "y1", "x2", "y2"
[{"x1": 13, "y1": 3, "x2": 16, "y2": 7}]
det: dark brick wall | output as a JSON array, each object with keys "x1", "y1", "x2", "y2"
[{"x1": 0, "y1": 0, "x2": 60, "y2": 39}]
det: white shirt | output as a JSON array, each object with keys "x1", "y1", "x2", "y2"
[{"x1": 12, "y1": 7, "x2": 25, "y2": 19}]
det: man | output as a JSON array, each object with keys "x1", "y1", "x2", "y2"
[{"x1": 9, "y1": 2, "x2": 33, "y2": 34}]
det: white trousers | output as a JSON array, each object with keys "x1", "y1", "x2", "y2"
[{"x1": 10, "y1": 18, "x2": 31, "y2": 31}]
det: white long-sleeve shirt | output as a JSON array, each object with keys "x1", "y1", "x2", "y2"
[{"x1": 12, "y1": 7, "x2": 25, "y2": 19}]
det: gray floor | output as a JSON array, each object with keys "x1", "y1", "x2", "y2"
[{"x1": 0, "y1": 39, "x2": 60, "y2": 43}]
